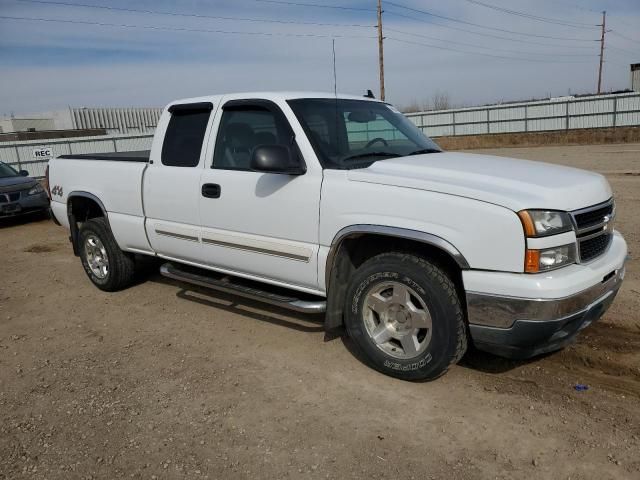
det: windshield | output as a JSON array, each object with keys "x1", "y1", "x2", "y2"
[
  {"x1": 0, "y1": 162, "x2": 19, "y2": 178},
  {"x1": 287, "y1": 98, "x2": 441, "y2": 169}
]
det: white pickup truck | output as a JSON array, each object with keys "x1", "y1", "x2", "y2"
[{"x1": 47, "y1": 92, "x2": 628, "y2": 380}]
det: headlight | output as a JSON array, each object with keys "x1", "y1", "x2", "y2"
[
  {"x1": 28, "y1": 183, "x2": 45, "y2": 195},
  {"x1": 518, "y1": 210, "x2": 573, "y2": 237},
  {"x1": 525, "y1": 244, "x2": 576, "y2": 273}
]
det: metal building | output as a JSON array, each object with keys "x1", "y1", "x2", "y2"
[
  {"x1": 0, "y1": 116, "x2": 55, "y2": 133},
  {"x1": 1, "y1": 107, "x2": 163, "y2": 135},
  {"x1": 632, "y1": 64, "x2": 640, "y2": 92},
  {"x1": 66, "y1": 107, "x2": 163, "y2": 135}
]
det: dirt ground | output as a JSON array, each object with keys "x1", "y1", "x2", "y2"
[{"x1": 1, "y1": 143, "x2": 639, "y2": 480}]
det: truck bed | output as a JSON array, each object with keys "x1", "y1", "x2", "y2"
[
  {"x1": 49, "y1": 152, "x2": 149, "y2": 231},
  {"x1": 57, "y1": 150, "x2": 150, "y2": 162}
]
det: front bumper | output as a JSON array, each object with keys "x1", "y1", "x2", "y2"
[{"x1": 465, "y1": 232, "x2": 628, "y2": 359}]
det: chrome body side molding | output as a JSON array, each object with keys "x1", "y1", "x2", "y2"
[
  {"x1": 201, "y1": 237, "x2": 311, "y2": 262},
  {"x1": 155, "y1": 229, "x2": 199, "y2": 242}
]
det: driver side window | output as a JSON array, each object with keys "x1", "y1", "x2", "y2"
[{"x1": 212, "y1": 107, "x2": 286, "y2": 171}]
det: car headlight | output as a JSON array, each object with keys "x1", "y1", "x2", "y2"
[
  {"x1": 518, "y1": 210, "x2": 573, "y2": 237},
  {"x1": 525, "y1": 244, "x2": 576, "y2": 273},
  {"x1": 28, "y1": 183, "x2": 45, "y2": 195}
]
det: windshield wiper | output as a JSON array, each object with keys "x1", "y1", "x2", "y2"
[
  {"x1": 340, "y1": 151, "x2": 402, "y2": 162},
  {"x1": 407, "y1": 148, "x2": 441, "y2": 156}
]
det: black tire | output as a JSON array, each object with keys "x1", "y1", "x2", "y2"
[
  {"x1": 344, "y1": 252, "x2": 467, "y2": 381},
  {"x1": 78, "y1": 217, "x2": 135, "y2": 292}
]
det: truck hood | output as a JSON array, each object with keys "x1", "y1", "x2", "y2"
[
  {"x1": 0, "y1": 175, "x2": 36, "y2": 192},
  {"x1": 347, "y1": 152, "x2": 612, "y2": 211}
]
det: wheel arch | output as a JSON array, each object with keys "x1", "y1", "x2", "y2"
[
  {"x1": 324, "y1": 225, "x2": 469, "y2": 330},
  {"x1": 67, "y1": 191, "x2": 110, "y2": 256}
]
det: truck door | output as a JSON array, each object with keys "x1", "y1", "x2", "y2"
[
  {"x1": 143, "y1": 102, "x2": 215, "y2": 263},
  {"x1": 198, "y1": 98, "x2": 322, "y2": 292}
]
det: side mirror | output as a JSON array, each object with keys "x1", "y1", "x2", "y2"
[
  {"x1": 250, "y1": 145, "x2": 305, "y2": 175},
  {"x1": 19, "y1": 170, "x2": 29, "y2": 177}
]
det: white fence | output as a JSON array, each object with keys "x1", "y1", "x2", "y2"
[
  {"x1": 406, "y1": 92, "x2": 640, "y2": 137},
  {"x1": 0, "y1": 133, "x2": 154, "y2": 177}
]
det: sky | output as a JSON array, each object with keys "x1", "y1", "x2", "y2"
[{"x1": 1, "y1": 0, "x2": 639, "y2": 115}]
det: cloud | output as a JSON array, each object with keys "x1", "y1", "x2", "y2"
[{"x1": 1, "y1": 0, "x2": 638, "y2": 114}]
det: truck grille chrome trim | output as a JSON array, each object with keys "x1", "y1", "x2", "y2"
[{"x1": 570, "y1": 198, "x2": 614, "y2": 264}]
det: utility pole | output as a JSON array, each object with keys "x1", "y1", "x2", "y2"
[
  {"x1": 377, "y1": 0, "x2": 385, "y2": 101},
  {"x1": 597, "y1": 10, "x2": 606, "y2": 94}
]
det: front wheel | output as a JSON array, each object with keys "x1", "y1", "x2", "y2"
[
  {"x1": 344, "y1": 252, "x2": 467, "y2": 381},
  {"x1": 78, "y1": 218, "x2": 135, "y2": 292}
]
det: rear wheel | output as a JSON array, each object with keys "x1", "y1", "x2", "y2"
[
  {"x1": 79, "y1": 218, "x2": 135, "y2": 291},
  {"x1": 344, "y1": 252, "x2": 467, "y2": 381}
]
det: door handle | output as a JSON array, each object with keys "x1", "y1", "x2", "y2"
[{"x1": 201, "y1": 183, "x2": 221, "y2": 199}]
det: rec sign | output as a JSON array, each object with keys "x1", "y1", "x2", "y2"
[{"x1": 32, "y1": 147, "x2": 53, "y2": 160}]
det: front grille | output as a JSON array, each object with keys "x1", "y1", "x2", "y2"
[
  {"x1": 574, "y1": 203, "x2": 614, "y2": 230},
  {"x1": 579, "y1": 233, "x2": 612, "y2": 262},
  {"x1": 570, "y1": 199, "x2": 614, "y2": 263},
  {"x1": 0, "y1": 192, "x2": 21, "y2": 203}
]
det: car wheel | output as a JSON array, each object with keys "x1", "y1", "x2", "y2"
[
  {"x1": 78, "y1": 218, "x2": 135, "y2": 292},
  {"x1": 344, "y1": 252, "x2": 467, "y2": 381}
]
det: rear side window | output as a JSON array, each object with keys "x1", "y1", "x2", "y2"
[{"x1": 161, "y1": 103, "x2": 212, "y2": 167}]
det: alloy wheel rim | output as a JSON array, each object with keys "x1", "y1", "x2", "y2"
[
  {"x1": 362, "y1": 281, "x2": 433, "y2": 360},
  {"x1": 84, "y1": 235, "x2": 109, "y2": 279}
]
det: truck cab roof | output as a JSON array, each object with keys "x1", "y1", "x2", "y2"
[{"x1": 166, "y1": 91, "x2": 383, "y2": 110}]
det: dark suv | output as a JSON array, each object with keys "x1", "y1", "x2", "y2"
[{"x1": 0, "y1": 161, "x2": 50, "y2": 218}]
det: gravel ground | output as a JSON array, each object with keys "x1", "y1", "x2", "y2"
[{"x1": 1, "y1": 143, "x2": 639, "y2": 480}]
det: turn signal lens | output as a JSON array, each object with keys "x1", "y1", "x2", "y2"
[
  {"x1": 518, "y1": 211, "x2": 536, "y2": 237},
  {"x1": 518, "y1": 210, "x2": 573, "y2": 237},
  {"x1": 525, "y1": 249, "x2": 540, "y2": 273}
]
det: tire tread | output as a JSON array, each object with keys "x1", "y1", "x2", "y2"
[
  {"x1": 79, "y1": 217, "x2": 135, "y2": 292},
  {"x1": 345, "y1": 251, "x2": 467, "y2": 380}
]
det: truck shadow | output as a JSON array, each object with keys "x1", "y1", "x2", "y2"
[
  {"x1": 148, "y1": 273, "x2": 542, "y2": 377},
  {"x1": 457, "y1": 347, "x2": 544, "y2": 374},
  {"x1": 150, "y1": 275, "x2": 325, "y2": 334},
  {"x1": 338, "y1": 334, "x2": 541, "y2": 379}
]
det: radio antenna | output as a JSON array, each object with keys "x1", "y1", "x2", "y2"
[
  {"x1": 332, "y1": 38, "x2": 337, "y2": 98},
  {"x1": 332, "y1": 38, "x2": 339, "y2": 147}
]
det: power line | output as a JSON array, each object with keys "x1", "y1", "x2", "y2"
[
  {"x1": 386, "y1": 27, "x2": 596, "y2": 57},
  {"x1": 384, "y1": 1, "x2": 597, "y2": 42},
  {"x1": 12, "y1": 0, "x2": 374, "y2": 28},
  {"x1": 611, "y1": 17, "x2": 640, "y2": 34},
  {"x1": 252, "y1": 0, "x2": 374, "y2": 11},
  {"x1": 553, "y1": 1, "x2": 599, "y2": 15},
  {"x1": 387, "y1": 37, "x2": 595, "y2": 63},
  {"x1": 607, "y1": 44, "x2": 639, "y2": 56},
  {"x1": 462, "y1": 0, "x2": 597, "y2": 29},
  {"x1": 610, "y1": 31, "x2": 640, "y2": 45},
  {"x1": 384, "y1": 10, "x2": 597, "y2": 48},
  {"x1": 0, "y1": 14, "x2": 377, "y2": 39}
]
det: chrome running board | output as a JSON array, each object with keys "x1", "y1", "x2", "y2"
[{"x1": 160, "y1": 263, "x2": 326, "y2": 314}]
